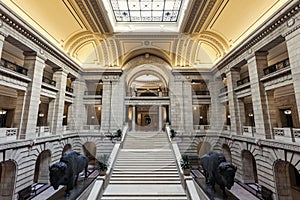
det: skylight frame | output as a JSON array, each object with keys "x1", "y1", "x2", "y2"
[{"x1": 109, "y1": 0, "x2": 183, "y2": 22}]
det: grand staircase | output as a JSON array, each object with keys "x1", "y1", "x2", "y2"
[{"x1": 101, "y1": 132, "x2": 188, "y2": 200}]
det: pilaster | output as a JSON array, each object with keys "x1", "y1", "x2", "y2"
[
  {"x1": 13, "y1": 91, "x2": 26, "y2": 139},
  {"x1": 285, "y1": 27, "x2": 300, "y2": 124},
  {"x1": 48, "y1": 70, "x2": 67, "y2": 134},
  {"x1": 0, "y1": 34, "x2": 6, "y2": 60},
  {"x1": 248, "y1": 52, "x2": 272, "y2": 139},
  {"x1": 20, "y1": 52, "x2": 46, "y2": 138},
  {"x1": 101, "y1": 80, "x2": 112, "y2": 132},
  {"x1": 226, "y1": 69, "x2": 242, "y2": 134},
  {"x1": 110, "y1": 76, "x2": 125, "y2": 131},
  {"x1": 208, "y1": 78, "x2": 226, "y2": 132}
]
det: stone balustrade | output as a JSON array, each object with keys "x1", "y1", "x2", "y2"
[
  {"x1": 273, "y1": 127, "x2": 300, "y2": 142},
  {"x1": 0, "y1": 128, "x2": 18, "y2": 141}
]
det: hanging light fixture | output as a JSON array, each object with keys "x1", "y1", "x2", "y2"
[{"x1": 0, "y1": 109, "x2": 7, "y2": 115}]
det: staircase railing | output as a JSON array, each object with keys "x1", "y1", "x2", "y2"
[
  {"x1": 166, "y1": 124, "x2": 202, "y2": 199},
  {"x1": 86, "y1": 123, "x2": 128, "y2": 200}
]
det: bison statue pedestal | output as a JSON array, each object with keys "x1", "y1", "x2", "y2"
[
  {"x1": 49, "y1": 151, "x2": 88, "y2": 196},
  {"x1": 200, "y1": 151, "x2": 237, "y2": 197}
]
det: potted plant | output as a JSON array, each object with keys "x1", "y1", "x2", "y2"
[
  {"x1": 96, "y1": 154, "x2": 110, "y2": 176},
  {"x1": 180, "y1": 155, "x2": 191, "y2": 176},
  {"x1": 113, "y1": 129, "x2": 122, "y2": 140},
  {"x1": 170, "y1": 129, "x2": 176, "y2": 139}
]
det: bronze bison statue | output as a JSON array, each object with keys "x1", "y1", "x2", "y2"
[
  {"x1": 200, "y1": 151, "x2": 237, "y2": 197},
  {"x1": 49, "y1": 151, "x2": 88, "y2": 195}
]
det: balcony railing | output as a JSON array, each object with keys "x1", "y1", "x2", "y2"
[
  {"x1": 36, "y1": 126, "x2": 51, "y2": 137},
  {"x1": 194, "y1": 91, "x2": 210, "y2": 95},
  {"x1": 0, "y1": 128, "x2": 18, "y2": 141},
  {"x1": 42, "y1": 76, "x2": 56, "y2": 87},
  {"x1": 237, "y1": 76, "x2": 250, "y2": 86},
  {"x1": 127, "y1": 91, "x2": 169, "y2": 97},
  {"x1": 273, "y1": 127, "x2": 300, "y2": 142},
  {"x1": 66, "y1": 86, "x2": 74, "y2": 93},
  {"x1": 263, "y1": 58, "x2": 290, "y2": 76},
  {"x1": 193, "y1": 125, "x2": 210, "y2": 131},
  {"x1": 84, "y1": 90, "x2": 102, "y2": 95},
  {"x1": 0, "y1": 58, "x2": 28, "y2": 76},
  {"x1": 220, "y1": 86, "x2": 228, "y2": 93},
  {"x1": 242, "y1": 126, "x2": 256, "y2": 137}
]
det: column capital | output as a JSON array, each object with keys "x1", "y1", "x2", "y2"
[
  {"x1": 23, "y1": 51, "x2": 47, "y2": 62},
  {"x1": 246, "y1": 51, "x2": 268, "y2": 62}
]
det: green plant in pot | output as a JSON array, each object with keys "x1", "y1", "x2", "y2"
[
  {"x1": 113, "y1": 129, "x2": 122, "y2": 139},
  {"x1": 170, "y1": 129, "x2": 176, "y2": 139},
  {"x1": 180, "y1": 155, "x2": 191, "y2": 176},
  {"x1": 96, "y1": 154, "x2": 110, "y2": 176}
]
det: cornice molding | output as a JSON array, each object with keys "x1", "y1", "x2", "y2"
[
  {"x1": 213, "y1": 2, "x2": 300, "y2": 72},
  {"x1": 0, "y1": 6, "x2": 81, "y2": 72}
]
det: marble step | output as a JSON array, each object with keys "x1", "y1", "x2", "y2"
[
  {"x1": 101, "y1": 196, "x2": 187, "y2": 200},
  {"x1": 109, "y1": 180, "x2": 182, "y2": 184}
]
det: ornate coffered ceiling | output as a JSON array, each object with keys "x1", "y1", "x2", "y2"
[{"x1": 0, "y1": 0, "x2": 291, "y2": 69}]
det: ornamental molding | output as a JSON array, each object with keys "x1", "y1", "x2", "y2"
[
  {"x1": 214, "y1": 2, "x2": 300, "y2": 72},
  {"x1": 0, "y1": 8, "x2": 80, "y2": 72}
]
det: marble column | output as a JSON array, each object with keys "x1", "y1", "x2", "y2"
[
  {"x1": 226, "y1": 69, "x2": 242, "y2": 134},
  {"x1": 159, "y1": 105, "x2": 162, "y2": 131},
  {"x1": 285, "y1": 27, "x2": 300, "y2": 124},
  {"x1": 132, "y1": 105, "x2": 136, "y2": 131},
  {"x1": 101, "y1": 80, "x2": 111, "y2": 132},
  {"x1": 20, "y1": 52, "x2": 46, "y2": 138},
  {"x1": 0, "y1": 34, "x2": 5, "y2": 60},
  {"x1": 208, "y1": 78, "x2": 226, "y2": 132},
  {"x1": 13, "y1": 90, "x2": 26, "y2": 139},
  {"x1": 248, "y1": 52, "x2": 272, "y2": 139},
  {"x1": 49, "y1": 70, "x2": 67, "y2": 134}
]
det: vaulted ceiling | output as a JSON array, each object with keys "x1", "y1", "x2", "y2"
[{"x1": 1, "y1": 0, "x2": 290, "y2": 69}]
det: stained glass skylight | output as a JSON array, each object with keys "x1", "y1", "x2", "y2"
[{"x1": 110, "y1": 0, "x2": 183, "y2": 22}]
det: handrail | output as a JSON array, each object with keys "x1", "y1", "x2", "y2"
[
  {"x1": 84, "y1": 90, "x2": 102, "y2": 95},
  {"x1": 263, "y1": 58, "x2": 290, "y2": 76},
  {"x1": 66, "y1": 86, "x2": 74, "y2": 93},
  {"x1": 194, "y1": 91, "x2": 210, "y2": 95},
  {"x1": 237, "y1": 76, "x2": 250, "y2": 86},
  {"x1": 0, "y1": 58, "x2": 28, "y2": 75},
  {"x1": 42, "y1": 76, "x2": 56, "y2": 86}
]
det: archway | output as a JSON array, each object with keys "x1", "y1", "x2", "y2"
[
  {"x1": 0, "y1": 160, "x2": 17, "y2": 200},
  {"x1": 62, "y1": 144, "x2": 72, "y2": 156},
  {"x1": 274, "y1": 160, "x2": 300, "y2": 200},
  {"x1": 242, "y1": 150, "x2": 258, "y2": 184},
  {"x1": 197, "y1": 142, "x2": 211, "y2": 157},
  {"x1": 222, "y1": 144, "x2": 232, "y2": 163},
  {"x1": 83, "y1": 142, "x2": 96, "y2": 165},
  {"x1": 34, "y1": 150, "x2": 51, "y2": 184}
]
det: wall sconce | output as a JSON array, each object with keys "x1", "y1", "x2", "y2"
[
  {"x1": 200, "y1": 116, "x2": 203, "y2": 119},
  {"x1": 0, "y1": 109, "x2": 7, "y2": 115},
  {"x1": 227, "y1": 115, "x2": 231, "y2": 118},
  {"x1": 38, "y1": 113, "x2": 44, "y2": 117},
  {"x1": 91, "y1": 116, "x2": 95, "y2": 119},
  {"x1": 193, "y1": 107, "x2": 197, "y2": 110},
  {"x1": 248, "y1": 113, "x2": 253, "y2": 117},
  {"x1": 284, "y1": 110, "x2": 292, "y2": 115},
  {"x1": 63, "y1": 115, "x2": 67, "y2": 118},
  {"x1": 98, "y1": 106, "x2": 101, "y2": 111}
]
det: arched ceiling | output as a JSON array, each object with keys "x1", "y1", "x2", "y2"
[{"x1": 1, "y1": 0, "x2": 290, "y2": 69}]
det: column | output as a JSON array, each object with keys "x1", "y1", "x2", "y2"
[
  {"x1": 159, "y1": 105, "x2": 162, "y2": 131},
  {"x1": 132, "y1": 105, "x2": 136, "y2": 131},
  {"x1": 285, "y1": 27, "x2": 300, "y2": 124},
  {"x1": 13, "y1": 91, "x2": 26, "y2": 139},
  {"x1": 169, "y1": 76, "x2": 183, "y2": 130},
  {"x1": 208, "y1": 78, "x2": 226, "y2": 132},
  {"x1": 68, "y1": 78, "x2": 86, "y2": 131},
  {"x1": 110, "y1": 77, "x2": 125, "y2": 130},
  {"x1": 48, "y1": 70, "x2": 67, "y2": 134},
  {"x1": 182, "y1": 81, "x2": 193, "y2": 132},
  {"x1": 226, "y1": 69, "x2": 242, "y2": 134},
  {"x1": 0, "y1": 34, "x2": 6, "y2": 60},
  {"x1": 101, "y1": 80, "x2": 111, "y2": 132},
  {"x1": 19, "y1": 52, "x2": 45, "y2": 138},
  {"x1": 248, "y1": 52, "x2": 272, "y2": 139}
]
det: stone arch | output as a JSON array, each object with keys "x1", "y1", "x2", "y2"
[
  {"x1": 0, "y1": 160, "x2": 17, "y2": 200},
  {"x1": 34, "y1": 150, "x2": 51, "y2": 184},
  {"x1": 274, "y1": 160, "x2": 300, "y2": 200},
  {"x1": 222, "y1": 143, "x2": 232, "y2": 163},
  {"x1": 83, "y1": 142, "x2": 97, "y2": 165},
  {"x1": 241, "y1": 150, "x2": 258, "y2": 184},
  {"x1": 197, "y1": 141, "x2": 211, "y2": 157},
  {"x1": 62, "y1": 144, "x2": 72, "y2": 156}
]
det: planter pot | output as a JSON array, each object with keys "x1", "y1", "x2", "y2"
[{"x1": 183, "y1": 169, "x2": 190, "y2": 176}]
